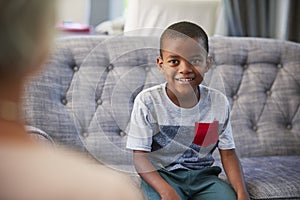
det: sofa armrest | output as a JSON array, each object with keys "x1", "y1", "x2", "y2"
[{"x1": 25, "y1": 125, "x2": 55, "y2": 146}]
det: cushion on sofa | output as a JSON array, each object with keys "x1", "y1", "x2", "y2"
[
  {"x1": 207, "y1": 36, "x2": 300, "y2": 158},
  {"x1": 241, "y1": 156, "x2": 300, "y2": 200},
  {"x1": 214, "y1": 155, "x2": 300, "y2": 200}
]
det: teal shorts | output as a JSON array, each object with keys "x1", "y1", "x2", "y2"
[{"x1": 141, "y1": 166, "x2": 236, "y2": 200}]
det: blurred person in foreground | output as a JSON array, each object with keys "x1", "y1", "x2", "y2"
[{"x1": 0, "y1": 1, "x2": 143, "y2": 199}]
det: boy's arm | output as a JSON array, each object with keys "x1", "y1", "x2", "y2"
[
  {"x1": 133, "y1": 150, "x2": 181, "y2": 200},
  {"x1": 219, "y1": 149, "x2": 250, "y2": 200}
]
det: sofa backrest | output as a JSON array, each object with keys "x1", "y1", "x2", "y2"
[
  {"x1": 23, "y1": 36, "x2": 300, "y2": 171},
  {"x1": 208, "y1": 36, "x2": 300, "y2": 158}
]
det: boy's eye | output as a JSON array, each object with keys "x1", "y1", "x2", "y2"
[
  {"x1": 168, "y1": 60, "x2": 179, "y2": 66},
  {"x1": 190, "y1": 59, "x2": 203, "y2": 66}
]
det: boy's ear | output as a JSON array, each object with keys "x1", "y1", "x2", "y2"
[
  {"x1": 156, "y1": 57, "x2": 164, "y2": 72},
  {"x1": 205, "y1": 56, "x2": 213, "y2": 72}
]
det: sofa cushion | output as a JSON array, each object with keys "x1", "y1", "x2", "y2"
[
  {"x1": 241, "y1": 156, "x2": 300, "y2": 200},
  {"x1": 23, "y1": 37, "x2": 95, "y2": 152},
  {"x1": 207, "y1": 36, "x2": 300, "y2": 158},
  {"x1": 23, "y1": 36, "x2": 163, "y2": 171}
]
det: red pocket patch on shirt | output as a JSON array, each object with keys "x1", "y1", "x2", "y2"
[{"x1": 193, "y1": 121, "x2": 219, "y2": 147}]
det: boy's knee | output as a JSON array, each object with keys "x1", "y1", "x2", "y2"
[
  {"x1": 192, "y1": 178, "x2": 236, "y2": 200},
  {"x1": 213, "y1": 179, "x2": 236, "y2": 200}
]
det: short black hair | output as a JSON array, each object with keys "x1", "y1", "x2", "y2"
[{"x1": 160, "y1": 21, "x2": 209, "y2": 57}]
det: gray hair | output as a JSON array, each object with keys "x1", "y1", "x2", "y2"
[{"x1": 0, "y1": 0, "x2": 56, "y2": 80}]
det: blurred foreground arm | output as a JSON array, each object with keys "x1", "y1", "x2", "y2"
[{"x1": 0, "y1": 145, "x2": 144, "y2": 200}]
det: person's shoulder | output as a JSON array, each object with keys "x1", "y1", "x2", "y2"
[
  {"x1": 0, "y1": 144, "x2": 143, "y2": 200},
  {"x1": 135, "y1": 83, "x2": 165, "y2": 102}
]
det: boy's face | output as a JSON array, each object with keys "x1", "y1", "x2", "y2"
[{"x1": 157, "y1": 37, "x2": 211, "y2": 97}]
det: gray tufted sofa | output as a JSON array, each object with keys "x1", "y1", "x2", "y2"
[{"x1": 23, "y1": 35, "x2": 300, "y2": 200}]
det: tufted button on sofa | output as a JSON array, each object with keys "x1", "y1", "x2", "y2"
[{"x1": 23, "y1": 35, "x2": 300, "y2": 200}]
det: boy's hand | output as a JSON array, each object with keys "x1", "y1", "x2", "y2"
[
  {"x1": 219, "y1": 149, "x2": 250, "y2": 200},
  {"x1": 133, "y1": 150, "x2": 182, "y2": 200},
  {"x1": 160, "y1": 184, "x2": 181, "y2": 200},
  {"x1": 237, "y1": 190, "x2": 250, "y2": 200}
]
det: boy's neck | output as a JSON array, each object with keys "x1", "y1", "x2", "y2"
[{"x1": 166, "y1": 86, "x2": 200, "y2": 108}]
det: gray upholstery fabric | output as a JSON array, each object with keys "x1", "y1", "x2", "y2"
[
  {"x1": 215, "y1": 156, "x2": 300, "y2": 200},
  {"x1": 207, "y1": 36, "x2": 300, "y2": 158},
  {"x1": 241, "y1": 156, "x2": 300, "y2": 200},
  {"x1": 22, "y1": 35, "x2": 300, "y2": 199},
  {"x1": 26, "y1": 125, "x2": 55, "y2": 145}
]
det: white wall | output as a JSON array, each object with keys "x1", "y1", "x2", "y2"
[
  {"x1": 124, "y1": 0, "x2": 221, "y2": 36},
  {"x1": 89, "y1": 0, "x2": 123, "y2": 27},
  {"x1": 57, "y1": 0, "x2": 90, "y2": 24}
]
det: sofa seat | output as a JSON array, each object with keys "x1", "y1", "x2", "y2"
[{"x1": 241, "y1": 156, "x2": 300, "y2": 200}]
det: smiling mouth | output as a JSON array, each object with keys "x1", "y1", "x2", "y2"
[{"x1": 175, "y1": 78, "x2": 195, "y2": 82}]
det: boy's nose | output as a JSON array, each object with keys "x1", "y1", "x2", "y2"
[{"x1": 179, "y1": 60, "x2": 193, "y2": 73}]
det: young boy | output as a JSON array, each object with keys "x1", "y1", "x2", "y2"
[{"x1": 127, "y1": 21, "x2": 250, "y2": 200}]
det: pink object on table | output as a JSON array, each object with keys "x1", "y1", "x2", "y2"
[{"x1": 56, "y1": 21, "x2": 90, "y2": 33}]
